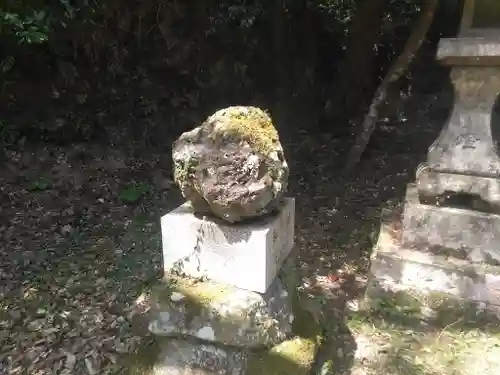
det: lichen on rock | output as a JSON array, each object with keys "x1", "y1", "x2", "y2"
[{"x1": 172, "y1": 106, "x2": 289, "y2": 223}]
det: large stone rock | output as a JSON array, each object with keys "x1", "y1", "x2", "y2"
[
  {"x1": 172, "y1": 106, "x2": 289, "y2": 223},
  {"x1": 148, "y1": 273, "x2": 294, "y2": 348}
]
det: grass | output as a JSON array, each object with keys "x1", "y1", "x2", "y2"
[{"x1": 347, "y1": 303, "x2": 500, "y2": 375}]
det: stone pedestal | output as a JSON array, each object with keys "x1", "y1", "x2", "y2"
[
  {"x1": 148, "y1": 273, "x2": 294, "y2": 348},
  {"x1": 363, "y1": 0, "x2": 500, "y2": 324},
  {"x1": 133, "y1": 197, "x2": 324, "y2": 375},
  {"x1": 402, "y1": 184, "x2": 500, "y2": 264},
  {"x1": 161, "y1": 198, "x2": 295, "y2": 294},
  {"x1": 363, "y1": 209, "x2": 500, "y2": 324}
]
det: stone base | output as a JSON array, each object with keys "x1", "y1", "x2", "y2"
[
  {"x1": 416, "y1": 166, "x2": 500, "y2": 210},
  {"x1": 148, "y1": 272, "x2": 294, "y2": 348},
  {"x1": 132, "y1": 254, "x2": 323, "y2": 375},
  {"x1": 161, "y1": 198, "x2": 295, "y2": 293},
  {"x1": 136, "y1": 335, "x2": 318, "y2": 375},
  {"x1": 363, "y1": 208, "x2": 500, "y2": 324},
  {"x1": 402, "y1": 183, "x2": 500, "y2": 264}
]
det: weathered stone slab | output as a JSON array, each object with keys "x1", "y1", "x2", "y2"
[
  {"x1": 153, "y1": 338, "x2": 247, "y2": 375},
  {"x1": 402, "y1": 184, "x2": 500, "y2": 264},
  {"x1": 437, "y1": 37, "x2": 500, "y2": 65},
  {"x1": 148, "y1": 272, "x2": 293, "y2": 348},
  {"x1": 371, "y1": 248, "x2": 500, "y2": 307},
  {"x1": 362, "y1": 208, "x2": 500, "y2": 323},
  {"x1": 363, "y1": 278, "x2": 500, "y2": 326},
  {"x1": 161, "y1": 197, "x2": 295, "y2": 293},
  {"x1": 415, "y1": 165, "x2": 500, "y2": 209}
]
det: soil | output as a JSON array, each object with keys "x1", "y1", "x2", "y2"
[{"x1": 0, "y1": 26, "x2": 456, "y2": 375}]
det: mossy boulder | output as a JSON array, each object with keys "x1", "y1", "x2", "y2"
[{"x1": 172, "y1": 106, "x2": 289, "y2": 223}]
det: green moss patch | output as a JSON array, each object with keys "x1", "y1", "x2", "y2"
[
  {"x1": 154, "y1": 276, "x2": 232, "y2": 308},
  {"x1": 209, "y1": 106, "x2": 279, "y2": 155},
  {"x1": 152, "y1": 276, "x2": 235, "y2": 326}
]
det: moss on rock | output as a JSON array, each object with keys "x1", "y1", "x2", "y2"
[
  {"x1": 152, "y1": 276, "x2": 234, "y2": 327},
  {"x1": 245, "y1": 297, "x2": 323, "y2": 375},
  {"x1": 206, "y1": 106, "x2": 279, "y2": 155},
  {"x1": 155, "y1": 276, "x2": 232, "y2": 307},
  {"x1": 171, "y1": 105, "x2": 288, "y2": 223}
]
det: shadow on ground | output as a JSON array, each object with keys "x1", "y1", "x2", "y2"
[{"x1": 0, "y1": 3, "x2": 464, "y2": 374}]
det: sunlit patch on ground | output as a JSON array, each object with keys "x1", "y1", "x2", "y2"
[{"x1": 348, "y1": 309, "x2": 500, "y2": 375}]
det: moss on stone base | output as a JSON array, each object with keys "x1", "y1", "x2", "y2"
[
  {"x1": 154, "y1": 276, "x2": 232, "y2": 308},
  {"x1": 152, "y1": 275, "x2": 235, "y2": 328}
]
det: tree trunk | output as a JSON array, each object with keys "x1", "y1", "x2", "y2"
[
  {"x1": 344, "y1": 0, "x2": 439, "y2": 173},
  {"x1": 327, "y1": 0, "x2": 387, "y2": 122},
  {"x1": 273, "y1": 0, "x2": 287, "y2": 92},
  {"x1": 297, "y1": 0, "x2": 317, "y2": 93}
]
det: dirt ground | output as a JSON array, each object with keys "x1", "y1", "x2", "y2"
[{"x1": 0, "y1": 33, "x2": 483, "y2": 375}]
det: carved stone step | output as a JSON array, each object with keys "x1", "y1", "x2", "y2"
[
  {"x1": 402, "y1": 183, "x2": 500, "y2": 265},
  {"x1": 437, "y1": 36, "x2": 500, "y2": 65},
  {"x1": 415, "y1": 165, "x2": 500, "y2": 211},
  {"x1": 362, "y1": 208, "x2": 500, "y2": 324}
]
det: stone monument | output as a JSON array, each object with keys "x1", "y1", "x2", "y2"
[
  {"x1": 135, "y1": 107, "x2": 323, "y2": 375},
  {"x1": 364, "y1": 0, "x2": 500, "y2": 322}
]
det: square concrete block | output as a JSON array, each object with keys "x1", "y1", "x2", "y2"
[{"x1": 160, "y1": 198, "x2": 295, "y2": 293}]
